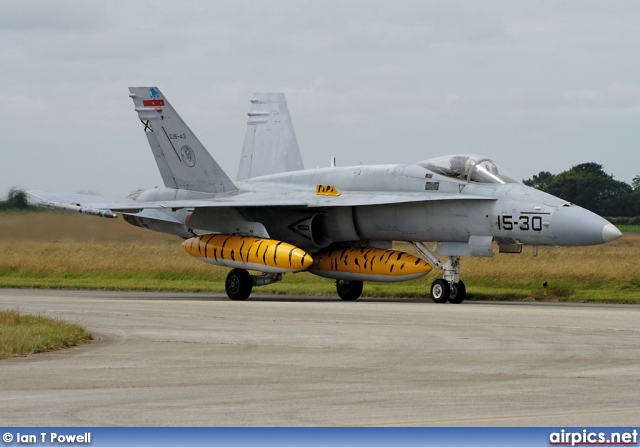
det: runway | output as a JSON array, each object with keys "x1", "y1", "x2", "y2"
[{"x1": 1, "y1": 288, "x2": 639, "y2": 426}]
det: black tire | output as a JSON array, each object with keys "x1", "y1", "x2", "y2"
[
  {"x1": 225, "y1": 269, "x2": 252, "y2": 300},
  {"x1": 449, "y1": 280, "x2": 466, "y2": 304},
  {"x1": 430, "y1": 279, "x2": 450, "y2": 303},
  {"x1": 336, "y1": 280, "x2": 363, "y2": 300}
]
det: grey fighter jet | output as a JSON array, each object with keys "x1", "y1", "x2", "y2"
[{"x1": 29, "y1": 87, "x2": 623, "y2": 303}]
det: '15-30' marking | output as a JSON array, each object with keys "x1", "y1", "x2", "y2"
[{"x1": 497, "y1": 215, "x2": 543, "y2": 231}]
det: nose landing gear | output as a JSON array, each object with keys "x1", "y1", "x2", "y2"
[{"x1": 409, "y1": 241, "x2": 467, "y2": 304}]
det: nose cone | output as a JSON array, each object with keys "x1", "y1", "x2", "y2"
[
  {"x1": 602, "y1": 223, "x2": 623, "y2": 243},
  {"x1": 552, "y1": 205, "x2": 622, "y2": 246}
]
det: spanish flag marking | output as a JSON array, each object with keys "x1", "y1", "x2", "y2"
[{"x1": 143, "y1": 99, "x2": 165, "y2": 107}]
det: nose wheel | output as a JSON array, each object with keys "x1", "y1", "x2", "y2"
[
  {"x1": 449, "y1": 280, "x2": 466, "y2": 304},
  {"x1": 430, "y1": 279, "x2": 466, "y2": 304},
  {"x1": 430, "y1": 279, "x2": 450, "y2": 303}
]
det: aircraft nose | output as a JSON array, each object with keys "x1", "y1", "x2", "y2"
[
  {"x1": 551, "y1": 205, "x2": 622, "y2": 246},
  {"x1": 602, "y1": 223, "x2": 623, "y2": 243}
]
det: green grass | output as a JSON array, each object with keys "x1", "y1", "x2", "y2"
[
  {"x1": 617, "y1": 225, "x2": 640, "y2": 233},
  {"x1": 3, "y1": 267, "x2": 640, "y2": 303},
  {"x1": 0, "y1": 309, "x2": 93, "y2": 359},
  {"x1": 1, "y1": 211, "x2": 640, "y2": 303}
]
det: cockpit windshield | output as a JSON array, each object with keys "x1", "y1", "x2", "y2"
[{"x1": 417, "y1": 154, "x2": 519, "y2": 184}]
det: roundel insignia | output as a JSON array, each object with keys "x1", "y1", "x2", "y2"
[{"x1": 180, "y1": 145, "x2": 196, "y2": 167}]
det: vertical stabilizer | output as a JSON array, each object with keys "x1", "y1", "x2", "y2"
[
  {"x1": 129, "y1": 87, "x2": 237, "y2": 194},
  {"x1": 237, "y1": 93, "x2": 304, "y2": 180}
]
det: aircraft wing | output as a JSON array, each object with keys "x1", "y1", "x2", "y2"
[
  {"x1": 29, "y1": 191, "x2": 143, "y2": 208},
  {"x1": 27, "y1": 191, "x2": 144, "y2": 218},
  {"x1": 29, "y1": 189, "x2": 495, "y2": 215}
]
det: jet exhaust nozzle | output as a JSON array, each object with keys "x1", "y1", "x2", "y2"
[
  {"x1": 309, "y1": 247, "x2": 432, "y2": 282},
  {"x1": 182, "y1": 234, "x2": 313, "y2": 273}
]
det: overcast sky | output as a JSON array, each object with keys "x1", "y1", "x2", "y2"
[{"x1": 1, "y1": 0, "x2": 639, "y2": 198}]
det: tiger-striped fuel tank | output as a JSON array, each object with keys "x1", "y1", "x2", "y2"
[
  {"x1": 182, "y1": 234, "x2": 313, "y2": 273},
  {"x1": 309, "y1": 247, "x2": 432, "y2": 282}
]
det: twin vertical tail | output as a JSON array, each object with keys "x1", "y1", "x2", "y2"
[
  {"x1": 237, "y1": 93, "x2": 304, "y2": 180},
  {"x1": 128, "y1": 87, "x2": 237, "y2": 194}
]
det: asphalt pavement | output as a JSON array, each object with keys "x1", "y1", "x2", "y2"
[{"x1": 1, "y1": 289, "x2": 638, "y2": 426}]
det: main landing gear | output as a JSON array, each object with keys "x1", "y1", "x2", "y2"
[
  {"x1": 224, "y1": 269, "x2": 283, "y2": 300},
  {"x1": 224, "y1": 267, "x2": 366, "y2": 301},
  {"x1": 225, "y1": 269, "x2": 252, "y2": 300},
  {"x1": 336, "y1": 279, "x2": 363, "y2": 300}
]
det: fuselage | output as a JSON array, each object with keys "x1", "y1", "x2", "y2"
[
  {"x1": 126, "y1": 160, "x2": 621, "y2": 252},
  {"x1": 34, "y1": 87, "x2": 624, "y2": 301}
]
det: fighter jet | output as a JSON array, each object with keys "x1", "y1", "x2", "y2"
[{"x1": 28, "y1": 87, "x2": 623, "y2": 303}]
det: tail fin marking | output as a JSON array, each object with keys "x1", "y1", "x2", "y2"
[{"x1": 129, "y1": 87, "x2": 237, "y2": 194}]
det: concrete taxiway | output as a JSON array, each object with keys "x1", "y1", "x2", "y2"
[{"x1": 0, "y1": 289, "x2": 639, "y2": 426}]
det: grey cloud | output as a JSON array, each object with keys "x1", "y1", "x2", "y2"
[{"x1": 2, "y1": 0, "x2": 640, "y2": 197}]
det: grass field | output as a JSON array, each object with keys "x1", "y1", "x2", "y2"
[
  {"x1": 0, "y1": 309, "x2": 92, "y2": 359},
  {"x1": 1, "y1": 210, "x2": 639, "y2": 303},
  {"x1": 617, "y1": 225, "x2": 640, "y2": 233}
]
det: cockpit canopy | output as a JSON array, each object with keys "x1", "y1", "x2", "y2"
[{"x1": 417, "y1": 154, "x2": 520, "y2": 184}]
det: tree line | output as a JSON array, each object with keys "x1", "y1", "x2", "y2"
[
  {"x1": 0, "y1": 189, "x2": 32, "y2": 211},
  {"x1": 524, "y1": 163, "x2": 640, "y2": 219}
]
